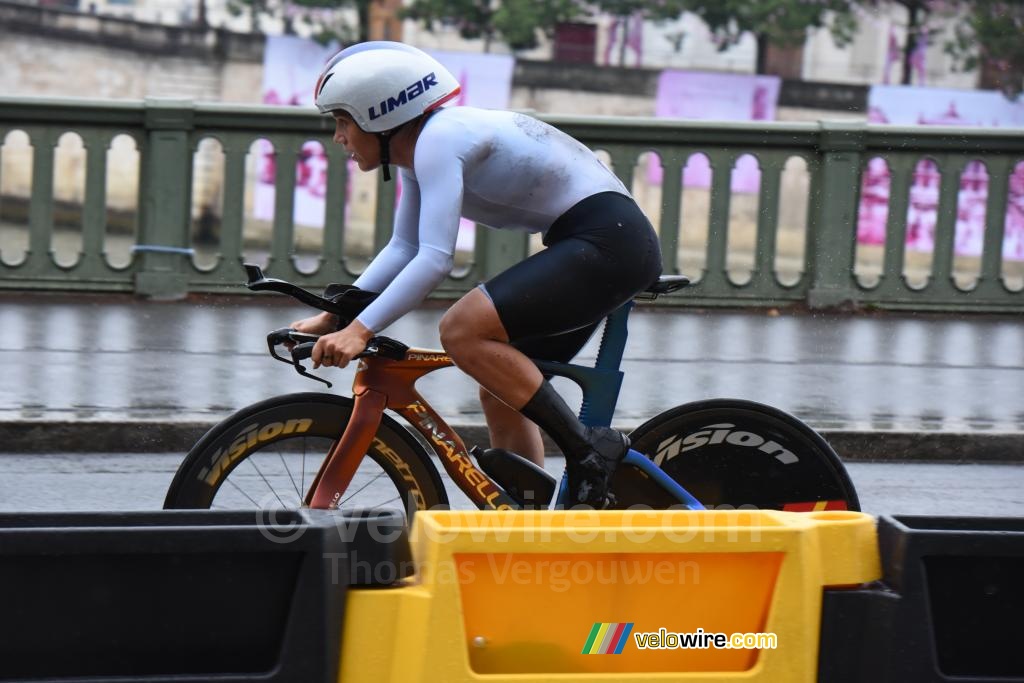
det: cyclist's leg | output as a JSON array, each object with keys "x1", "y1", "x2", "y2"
[
  {"x1": 440, "y1": 288, "x2": 543, "y2": 406},
  {"x1": 479, "y1": 389, "x2": 545, "y2": 465},
  {"x1": 440, "y1": 191, "x2": 661, "y2": 506},
  {"x1": 440, "y1": 289, "x2": 624, "y2": 508},
  {"x1": 441, "y1": 193, "x2": 661, "y2": 395},
  {"x1": 478, "y1": 325, "x2": 599, "y2": 465},
  {"x1": 482, "y1": 199, "x2": 662, "y2": 342}
]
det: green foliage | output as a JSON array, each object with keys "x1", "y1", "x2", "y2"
[
  {"x1": 590, "y1": 0, "x2": 688, "y2": 21},
  {"x1": 683, "y1": 0, "x2": 861, "y2": 49},
  {"x1": 403, "y1": 0, "x2": 692, "y2": 53},
  {"x1": 495, "y1": 0, "x2": 585, "y2": 50},
  {"x1": 227, "y1": 0, "x2": 368, "y2": 43},
  {"x1": 946, "y1": 0, "x2": 1024, "y2": 98},
  {"x1": 404, "y1": 0, "x2": 587, "y2": 51},
  {"x1": 402, "y1": 0, "x2": 497, "y2": 47}
]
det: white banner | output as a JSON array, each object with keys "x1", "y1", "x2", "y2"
[
  {"x1": 861, "y1": 85, "x2": 1024, "y2": 260},
  {"x1": 429, "y1": 50, "x2": 515, "y2": 109}
]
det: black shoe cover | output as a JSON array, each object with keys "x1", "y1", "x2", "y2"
[{"x1": 565, "y1": 427, "x2": 629, "y2": 508}]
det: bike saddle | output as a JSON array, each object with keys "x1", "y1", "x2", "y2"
[
  {"x1": 645, "y1": 274, "x2": 691, "y2": 295},
  {"x1": 470, "y1": 446, "x2": 557, "y2": 510}
]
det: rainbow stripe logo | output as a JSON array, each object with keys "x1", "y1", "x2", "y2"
[{"x1": 582, "y1": 622, "x2": 634, "y2": 655}]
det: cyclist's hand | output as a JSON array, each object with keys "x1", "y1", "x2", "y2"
[
  {"x1": 312, "y1": 320, "x2": 374, "y2": 369},
  {"x1": 289, "y1": 311, "x2": 339, "y2": 336}
]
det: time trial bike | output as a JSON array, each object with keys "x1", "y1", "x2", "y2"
[{"x1": 164, "y1": 264, "x2": 859, "y2": 517}]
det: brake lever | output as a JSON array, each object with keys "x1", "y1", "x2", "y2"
[
  {"x1": 266, "y1": 328, "x2": 320, "y2": 365},
  {"x1": 290, "y1": 341, "x2": 333, "y2": 388},
  {"x1": 265, "y1": 329, "x2": 407, "y2": 387},
  {"x1": 265, "y1": 329, "x2": 332, "y2": 388}
]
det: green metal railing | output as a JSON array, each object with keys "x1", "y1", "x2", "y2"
[{"x1": 1, "y1": 96, "x2": 1022, "y2": 311}]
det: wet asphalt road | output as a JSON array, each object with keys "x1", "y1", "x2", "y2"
[
  {"x1": 1, "y1": 293, "x2": 1021, "y2": 517},
  {"x1": 1, "y1": 293, "x2": 1023, "y2": 432},
  {"x1": 1, "y1": 452, "x2": 1021, "y2": 517}
]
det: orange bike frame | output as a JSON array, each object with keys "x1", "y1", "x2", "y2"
[{"x1": 305, "y1": 348, "x2": 519, "y2": 511}]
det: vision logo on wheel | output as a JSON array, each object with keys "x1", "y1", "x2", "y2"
[
  {"x1": 654, "y1": 423, "x2": 798, "y2": 466},
  {"x1": 198, "y1": 418, "x2": 314, "y2": 486}
]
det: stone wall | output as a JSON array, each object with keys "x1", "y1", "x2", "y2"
[
  {"x1": 510, "y1": 58, "x2": 869, "y2": 119},
  {"x1": 0, "y1": 1, "x2": 263, "y2": 102},
  {"x1": 2, "y1": 0, "x2": 878, "y2": 113},
  {"x1": 0, "y1": 2, "x2": 265, "y2": 219}
]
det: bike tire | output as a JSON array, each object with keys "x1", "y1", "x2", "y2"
[
  {"x1": 621, "y1": 399, "x2": 860, "y2": 511},
  {"x1": 164, "y1": 393, "x2": 449, "y2": 517}
]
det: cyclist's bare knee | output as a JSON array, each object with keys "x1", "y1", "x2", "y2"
[{"x1": 440, "y1": 287, "x2": 507, "y2": 356}]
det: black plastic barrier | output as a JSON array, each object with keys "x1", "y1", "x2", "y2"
[
  {"x1": 819, "y1": 515, "x2": 1024, "y2": 682},
  {"x1": 0, "y1": 509, "x2": 411, "y2": 683}
]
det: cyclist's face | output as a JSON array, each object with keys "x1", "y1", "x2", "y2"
[{"x1": 333, "y1": 112, "x2": 378, "y2": 171}]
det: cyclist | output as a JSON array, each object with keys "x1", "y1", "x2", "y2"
[{"x1": 292, "y1": 41, "x2": 662, "y2": 508}]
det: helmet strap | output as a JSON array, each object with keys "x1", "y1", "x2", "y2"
[{"x1": 377, "y1": 132, "x2": 393, "y2": 182}]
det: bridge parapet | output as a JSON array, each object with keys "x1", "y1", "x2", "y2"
[{"x1": 1, "y1": 96, "x2": 1021, "y2": 311}]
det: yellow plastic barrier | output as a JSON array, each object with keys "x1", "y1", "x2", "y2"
[{"x1": 339, "y1": 509, "x2": 880, "y2": 683}]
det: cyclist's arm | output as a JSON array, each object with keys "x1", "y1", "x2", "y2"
[
  {"x1": 352, "y1": 168, "x2": 421, "y2": 293},
  {"x1": 354, "y1": 144, "x2": 463, "y2": 333}
]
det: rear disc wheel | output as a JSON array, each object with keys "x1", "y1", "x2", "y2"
[{"x1": 623, "y1": 399, "x2": 859, "y2": 511}]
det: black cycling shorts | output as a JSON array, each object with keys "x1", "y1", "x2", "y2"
[{"x1": 482, "y1": 191, "x2": 662, "y2": 364}]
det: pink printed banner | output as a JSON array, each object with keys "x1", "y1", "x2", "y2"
[
  {"x1": 652, "y1": 70, "x2": 781, "y2": 193},
  {"x1": 256, "y1": 35, "x2": 340, "y2": 227},
  {"x1": 861, "y1": 85, "x2": 1024, "y2": 260}
]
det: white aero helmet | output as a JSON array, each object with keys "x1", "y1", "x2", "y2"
[{"x1": 314, "y1": 41, "x2": 460, "y2": 134}]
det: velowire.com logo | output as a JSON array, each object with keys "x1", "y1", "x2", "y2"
[{"x1": 582, "y1": 622, "x2": 634, "y2": 655}]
